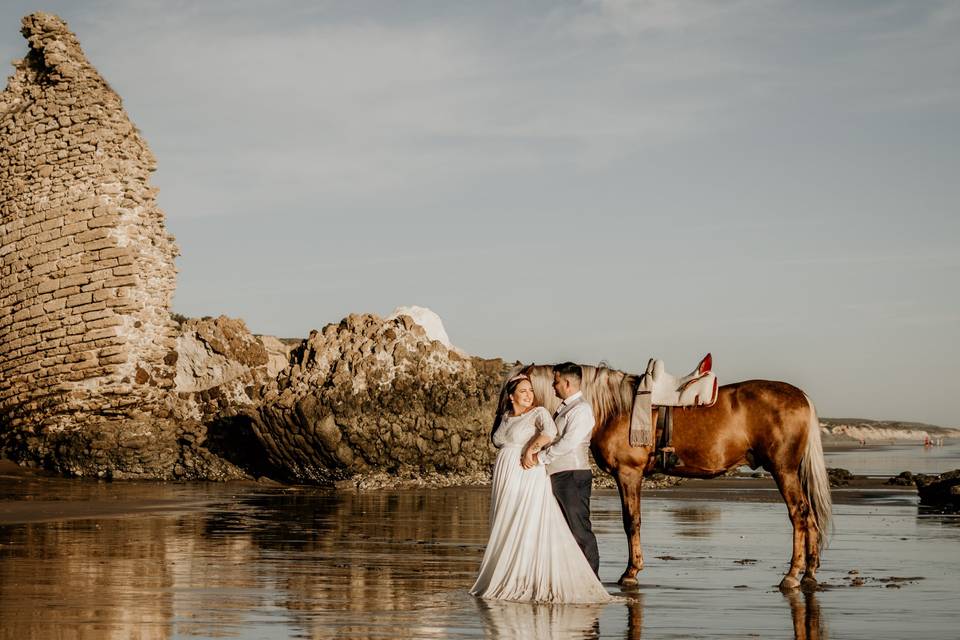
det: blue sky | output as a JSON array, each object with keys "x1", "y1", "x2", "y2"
[{"x1": 2, "y1": 1, "x2": 958, "y2": 425}]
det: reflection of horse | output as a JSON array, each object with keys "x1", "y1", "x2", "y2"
[
  {"x1": 507, "y1": 364, "x2": 833, "y2": 590},
  {"x1": 668, "y1": 505, "x2": 722, "y2": 538},
  {"x1": 784, "y1": 589, "x2": 826, "y2": 640}
]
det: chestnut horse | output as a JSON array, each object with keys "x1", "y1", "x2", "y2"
[{"x1": 506, "y1": 363, "x2": 832, "y2": 590}]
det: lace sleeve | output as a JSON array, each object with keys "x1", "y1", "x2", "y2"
[
  {"x1": 536, "y1": 407, "x2": 558, "y2": 439},
  {"x1": 491, "y1": 415, "x2": 508, "y2": 448}
]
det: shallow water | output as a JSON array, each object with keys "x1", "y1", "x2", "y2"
[
  {"x1": 823, "y1": 441, "x2": 960, "y2": 476},
  {"x1": 0, "y1": 479, "x2": 957, "y2": 639}
]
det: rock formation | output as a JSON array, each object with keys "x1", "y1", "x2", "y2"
[
  {"x1": 0, "y1": 14, "x2": 519, "y2": 486},
  {"x1": 170, "y1": 315, "x2": 294, "y2": 479},
  {"x1": 826, "y1": 467, "x2": 854, "y2": 487},
  {"x1": 915, "y1": 470, "x2": 960, "y2": 511},
  {"x1": 387, "y1": 305, "x2": 465, "y2": 355},
  {"x1": 174, "y1": 315, "x2": 291, "y2": 423},
  {"x1": 251, "y1": 313, "x2": 510, "y2": 483}
]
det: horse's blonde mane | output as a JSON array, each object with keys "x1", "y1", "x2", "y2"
[{"x1": 513, "y1": 363, "x2": 638, "y2": 427}]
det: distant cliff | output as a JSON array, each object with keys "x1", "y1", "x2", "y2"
[{"x1": 820, "y1": 418, "x2": 959, "y2": 443}]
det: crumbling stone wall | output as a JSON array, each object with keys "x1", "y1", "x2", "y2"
[{"x1": 0, "y1": 13, "x2": 186, "y2": 475}]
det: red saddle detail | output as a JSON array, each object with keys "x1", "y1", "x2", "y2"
[{"x1": 698, "y1": 353, "x2": 712, "y2": 376}]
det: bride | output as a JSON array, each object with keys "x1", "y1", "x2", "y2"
[{"x1": 470, "y1": 373, "x2": 613, "y2": 603}]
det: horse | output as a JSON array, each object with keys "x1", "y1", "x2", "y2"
[{"x1": 504, "y1": 363, "x2": 832, "y2": 591}]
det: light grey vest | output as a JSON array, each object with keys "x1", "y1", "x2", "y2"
[{"x1": 545, "y1": 395, "x2": 593, "y2": 475}]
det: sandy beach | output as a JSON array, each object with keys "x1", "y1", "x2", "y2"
[{"x1": 2, "y1": 444, "x2": 958, "y2": 639}]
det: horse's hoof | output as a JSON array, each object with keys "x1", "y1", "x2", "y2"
[
  {"x1": 800, "y1": 574, "x2": 818, "y2": 591},
  {"x1": 619, "y1": 573, "x2": 640, "y2": 587},
  {"x1": 779, "y1": 575, "x2": 801, "y2": 591}
]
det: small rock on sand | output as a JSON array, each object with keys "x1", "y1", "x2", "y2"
[
  {"x1": 828, "y1": 467, "x2": 854, "y2": 487},
  {"x1": 886, "y1": 471, "x2": 914, "y2": 486}
]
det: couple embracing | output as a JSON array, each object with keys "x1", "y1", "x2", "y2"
[{"x1": 470, "y1": 363, "x2": 613, "y2": 604}]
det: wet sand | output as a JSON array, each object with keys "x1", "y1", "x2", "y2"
[
  {"x1": 1, "y1": 460, "x2": 957, "y2": 639},
  {"x1": 0, "y1": 455, "x2": 917, "y2": 525}
]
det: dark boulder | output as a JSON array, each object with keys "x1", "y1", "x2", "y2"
[
  {"x1": 827, "y1": 467, "x2": 854, "y2": 487},
  {"x1": 915, "y1": 469, "x2": 960, "y2": 510},
  {"x1": 886, "y1": 471, "x2": 914, "y2": 486}
]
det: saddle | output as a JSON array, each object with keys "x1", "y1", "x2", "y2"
[{"x1": 629, "y1": 354, "x2": 718, "y2": 453}]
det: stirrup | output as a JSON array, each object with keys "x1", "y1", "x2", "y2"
[{"x1": 658, "y1": 446, "x2": 679, "y2": 471}]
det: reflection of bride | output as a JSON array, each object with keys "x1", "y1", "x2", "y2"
[
  {"x1": 475, "y1": 598, "x2": 603, "y2": 639},
  {"x1": 470, "y1": 374, "x2": 612, "y2": 603}
]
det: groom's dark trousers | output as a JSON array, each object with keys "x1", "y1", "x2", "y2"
[{"x1": 551, "y1": 469, "x2": 600, "y2": 576}]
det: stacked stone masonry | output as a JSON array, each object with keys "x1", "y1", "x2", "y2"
[{"x1": 0, "y1": 14, "x2": 184, "y2": 475}]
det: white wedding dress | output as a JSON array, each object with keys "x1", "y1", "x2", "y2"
[{"x1": 470, "y1": 406, "x2": 613, "y2": 604}]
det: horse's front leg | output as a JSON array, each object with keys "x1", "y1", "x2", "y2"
[{"x1": 615, "y1": 466, "x2": 645, "y2": 586}]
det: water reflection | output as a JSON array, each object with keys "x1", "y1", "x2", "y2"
[
  {"x1": 0, "y1": 488, "x2": 494, "y2": 639},
  {"x1": 917, "y1": 507, "x2": 960, "y2": 525},
  {"x1": 823, "y1": 441, "x2": 960, "y2": 476},
  {"x1": 6, "y1": 485, "x2": 960, "y2": 638},
  {"x1": 783, "y1": 590, "x2": 825, "y2": 640},
  {"x1": 0, "y1": 518, "x2": 174, "y2": 640},
  {"x1": 625, "y1": 595, "x2": 645, "y2": 640},
  {"x1": 0, "y1": 488, "x2": 820, "y2": 640},
  {"x1": 475, "y1": 599, "x2": 603, "y2": 639},
  {"x1": 667, "y1": 505, "x2": 722, "y2": 538}
]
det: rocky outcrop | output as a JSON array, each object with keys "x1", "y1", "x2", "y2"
[
  {"x1": 915, "y1": 470, "x2": 960, "y2": 511},
  {"x1": 173, "y1": 315, "x2": 292, "y2": 423},
  {"x1": 165, "y1": 315, "x2": 294, "y2": 479},
  {"x1": 387, "y1": 305, "x2": 466, "y2": 355},
  {"x1": 251, "y1": 313, "x2": 510, "y2": 483},
  {"x1": 827, "y1": 467, "x2": 854, "y2": 487},
  {"x1": 886, "y1": 471, "x2": 915, "y2": 486},
  {"x1": 0, "y1": 13, "x2": 609, "y2": 486},
  {"x1": 0, "y1": 13, "x2": 510, "y2": 485}
]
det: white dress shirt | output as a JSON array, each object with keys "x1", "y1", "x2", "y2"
[{"x1": 538, "y1": 391, "x2": 595, "y2": 475}]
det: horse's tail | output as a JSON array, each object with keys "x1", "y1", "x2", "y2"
[{"x1": 800, "y1": 395, "x2": 832, "y2": 550}]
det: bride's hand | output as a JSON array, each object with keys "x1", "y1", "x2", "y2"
[{"x1": 521, "y1": 451, "x2": 538, "y2": 469}]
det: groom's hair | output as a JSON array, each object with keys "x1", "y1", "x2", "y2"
[{"x1": 554, "y1": 362, "x2": 582, "y2": 384}]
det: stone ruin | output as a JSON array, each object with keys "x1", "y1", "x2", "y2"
[
  {"x1": 0, "y1": 13, "x2": 510, "y2": 483},
  {"x1": 0, "y1": 13, "x2": 233, "y2": 478}
]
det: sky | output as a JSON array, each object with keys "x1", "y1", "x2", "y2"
[{"x1": 1, "y1": 1, "x2": 958, "y2": 426}]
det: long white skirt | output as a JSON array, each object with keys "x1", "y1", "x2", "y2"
[{"x1": 470, "y1": 444, "x2": 613, "y2": 604}]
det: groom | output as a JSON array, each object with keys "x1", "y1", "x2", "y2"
[{"x1": 522, "y1": 362, "x2": 600, "y2": 576}]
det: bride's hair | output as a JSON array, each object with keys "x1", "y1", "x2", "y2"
[{"x1": 491, "y1": 367, "x2": 530, "y2": 441}]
